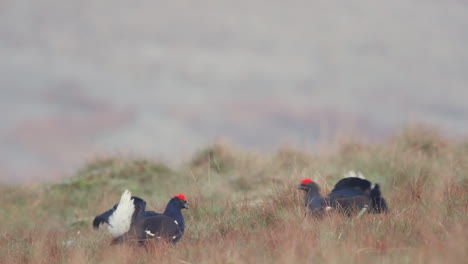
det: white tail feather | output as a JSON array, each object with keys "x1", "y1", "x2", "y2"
[
  {"x1": 107, "y1": 190, "x2": 134, "y2": 238},
  {"x1": 343, "y1": 170, "x2": 365, "y2": 179}
]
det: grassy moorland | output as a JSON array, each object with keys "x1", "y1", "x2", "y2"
[{"x1": 1, "y1": 126, "x2": 467, "y2": 263}]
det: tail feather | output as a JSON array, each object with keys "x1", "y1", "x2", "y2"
[
  {"x1": 108, "y1": 190, "x2": 135, "y2": 238},
  {"x1": 93, "y1": 204, "x2": 118, "y2": 229},
  {"x1": 343, "y1": 170, "x2": 365, "y2": 179},
  {"x1": 370, "y1": 184, "x2": 389, "y2": 213}
]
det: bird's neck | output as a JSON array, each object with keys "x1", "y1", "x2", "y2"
[
  {"x1": 306, "y1": 189, "x2": 323, "y2": 208},
  {"x1": 163, "y1": 202, "x2": 185, "y2": 231},
  {"x1": 132, "y1": 206, "x2": 146, "y2": 224},
  {"x1": 306, "y1": 188, "x2": 321, "y2": 197}
]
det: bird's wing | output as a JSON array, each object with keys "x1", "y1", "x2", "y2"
[
  {"x1": 330, "y1": 177, "x2": 372, "y2": 195},
  {"x1": 328, "y1": 188, "x2": 366, "y2": 199},
  {"x1": 144, "y1": 211, "x2": 160, "y2": 217},
  {"x1": 139, "y1": 215, "x2": 183, "y2": 243},
  {"x1": 329, "y1": 195, "x2": 371, "y2": 215}
]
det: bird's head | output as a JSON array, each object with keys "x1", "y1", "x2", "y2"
[
  {"x1": 298, "y1": 179, "x2": 320, "y2": 193},
  {"x1": 172, "y1": 194, "x2": 189, "y2": 209}
]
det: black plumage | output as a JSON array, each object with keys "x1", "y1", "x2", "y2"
[
  {"x1": 298, "y1": 177, "x2": 388, "y2": 216},
  {"x1": 132, "y1": 196, "x2": 188, "y2": 244}
]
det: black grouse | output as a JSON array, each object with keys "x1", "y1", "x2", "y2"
[
  {"x1": 298, "y1": 175, "x2": 388, "y2": 216},
  {"x1": 94, "y1": 191, "x2": 188, "y2": 244}
]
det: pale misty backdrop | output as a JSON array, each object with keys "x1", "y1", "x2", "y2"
[{"x1": 1, "y1": 0, "x2": 467, "y2": 183}]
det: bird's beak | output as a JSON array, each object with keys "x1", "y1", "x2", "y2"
[{"x1": 183, "y1": 201, "x2": 189, "y2": 209}]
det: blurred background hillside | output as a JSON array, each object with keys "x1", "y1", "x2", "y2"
[{"x1": 1, "y1": 0, "x2": 467, "y2": 183}]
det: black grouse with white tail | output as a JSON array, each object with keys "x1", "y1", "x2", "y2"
[{"x1": 93, "y1": 191, "x2": 188, "y2": 244}]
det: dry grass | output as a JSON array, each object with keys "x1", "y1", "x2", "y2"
[{"x1": 1, "y1": 127, "x2": 468, "y2": 263}]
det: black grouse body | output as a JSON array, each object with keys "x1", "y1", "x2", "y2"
[{"x1": 298, "y1": 176, "x2": 388, "y2": 216}]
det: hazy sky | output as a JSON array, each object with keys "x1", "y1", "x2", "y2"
[{"x1": 1, "y1": 0, "x2": 467, "y2": 183}]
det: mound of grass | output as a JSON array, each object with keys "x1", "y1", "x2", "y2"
[
  {"x1": 190, "y1": 143, "x2": 237, "y2": 173},
  {"x1": 56, "y1": 158, "x2": 174, "y2": 194}
]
